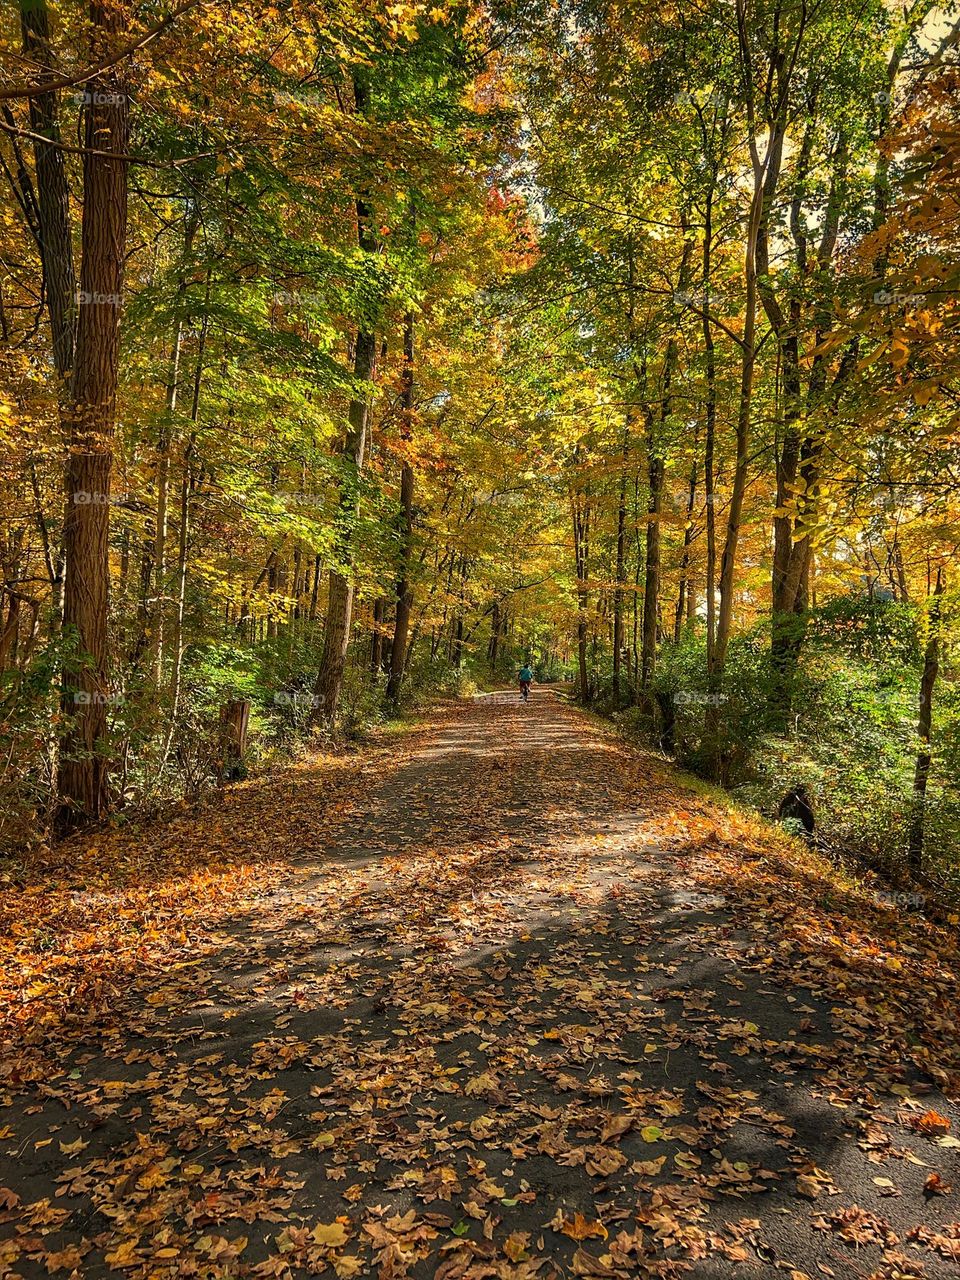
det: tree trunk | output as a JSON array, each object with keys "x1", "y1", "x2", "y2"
[
  {"x1": 674, "y1": 439, "x2": 699, "y2": 643},
  {"x1": 714, "y1": 4, "x2": 793, "y2": 682},
  {"x1": 641, "y1": 229, "x2": 690, "y2": 687},
  {"x1": 57, "y1": 1, "x2": 130, "y2": 831},
  {"x1": 19, "y1": 0, "x2": 76, "y2": 385},
  {"x1": 712, "y1": 129, "x2": 768, "y2": 676},
  {"x1": 612, "y1": 414, "x2": 629, "y2": 704},
  {"x1": 314, "y1": 73, "x2": 377, "y2": 721},
  {"x1": 218, "y1": 699, "x2": 249, "y2": 781},
  {"x1": 571, "y1": 477, "x2": 591, "y2": 702},
  {"x1": 703, "y1": 189, "x2": 718, "y2": 668},
  {"x1": 488, "y1": 598, "x2": 503, "y2": 673},
  {"x1": 370, "y1": 597, "x2": 384, "y2": 673},
  {"x1": 386, "y1": 310, "x2": 415, "y2": 704},
  {"x1": 313, "y1": 321, "x2": 375, "y2": 719},
  {"x1": 907, "y1": 566, "x2": 944, "y2": 871},
  {"x1": 151, "y1": 212, "x2": 198, "y2": 682},
  {"x1": 151, "y1": 321, "x2": 182, "y2": 681},
  {"x1": 641, "y1": 445, "x2": 662, "y2": 688}
]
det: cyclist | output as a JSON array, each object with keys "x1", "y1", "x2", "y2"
[{"x1": 518, "y1": 663, "x2": 534, "y2": 701}]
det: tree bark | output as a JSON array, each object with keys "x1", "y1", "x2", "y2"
[
  {"x1": 641, "y1": 442, "x2": 662, "y2": 688},
  {"x1": 674, "y1": 435, "x2": 699, "y2": 643},
  {"x1": 19, "y1": 0, "x2": 77, "y2": 385},
  {"x1": 314, "y1": 72, "x2": 377, "y2": 721},
  {"x1": 571, "y1": 473, "x2": 591, "y2": 702},
  {"x1": 702, "y1": 185, "x2": 718, "y2": 669},
  {"x1": 612, "y1": 413, "x2": 629, "y2": 703},
  {"x1": 907, "y1": 566, "x2": 944, "y2": 871},
  {"x1": 57, "y1": 0, "x2": 130, "y2": 830},
  {"x1": 641, "y1": 225, "x2": 690, "y2": 687},
  {"x1": 314, "y1": 322, "x2": 375, "y2": 719},
  {"x1": 386, "y1": 310, "x2": 415, "y2": 703},
  {"x1": 370, "y1": 597, "x2": 385, "y2": 673}
]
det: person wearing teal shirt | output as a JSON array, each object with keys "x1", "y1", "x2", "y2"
[{"x1": 518, "y1": 664, "x2": 533, "y2": 701}]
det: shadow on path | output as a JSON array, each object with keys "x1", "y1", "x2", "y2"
[{"x1": 2, "y1": 689, "x2": 959, "y2": 1279}]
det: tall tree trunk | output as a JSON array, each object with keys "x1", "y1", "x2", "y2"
[
  {"x1": 712, "y1": 133, "x2": 770, "y2": 676},
  {"x1": 386, "y1": 310, "x2": 415, "y2": 704},
  {"x1": 641, "y1": 442, "x2": 662, "y2": 688},
  {"x1": 151, "y1": 321, "x2": 183, "y2": 681},
  {"x1": 612, "y1": 413, "x2": 629, "y2": 704},
  {"x1": 314, "y1": 73, "x2": 377, "y2": 721},
  {"x1": 58, "y1": 1, "x2": 130, "y2": 830},
  {"x1": 674, "y1": 436, "x2": 699, "y2": 642},
  {"x1": 167, "y1": 437, "x2": 194, "y2": 734},
  {"x1": 308, "y1": 552, "x2": 322, "y2": 620},
  {"x1": 907, "y1": 566, "x2": 944, "y2": 871},
  {"x1": 370, "y1": 597, "x2": 384, "y2": 674},
  {"x1": 313, "y1": 325, "x2": 375, "y2": 718},
  {"x1": 714, "y1": 2, "x2": 795, "y2": 682},
  {"x1": 19, "y1": 0, "x2": 76, "y2": 386},
  {"x1": 702, "y1": 186, "x2": 718, "y2": 669},
  {"x1": 766, "y1": 122, "x2": 846, "y2": 725},
  {"x1": 641, "y1": 227, "x2": 690, "y2": 687},
  {"x1": 151, "y1": 211, "x2": 198, "y2": 682},
  {"x1": 488, "y1": 599, "x2": 503, "y2": 673},
  {"x1": 571, "y1": 477, "x2": 591, "y2": 702}
]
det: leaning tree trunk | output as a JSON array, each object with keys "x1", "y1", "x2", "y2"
[
  {"x1": 386, "y1": 310, "x2": 415, "y2": 704},
  {"x1": 58, "y1": 1, "x2": 130, "y2": 831}
]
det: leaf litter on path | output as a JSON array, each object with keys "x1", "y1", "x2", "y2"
[{"x1": 1, "y1": 690, "x2": 959, "y2": 1278}]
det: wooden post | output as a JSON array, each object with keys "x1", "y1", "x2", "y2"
[{"x1": 218, "y1": 699, "x2": 250, "y2": 781}]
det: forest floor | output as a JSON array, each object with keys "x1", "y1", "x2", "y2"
[{"x1": 2, "y1": 687, "x2": 960, "y2": 1279}]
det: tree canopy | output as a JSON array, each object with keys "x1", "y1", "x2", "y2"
[{"x1": 1, "y1": 0, "x2": 959, "y2": 882}]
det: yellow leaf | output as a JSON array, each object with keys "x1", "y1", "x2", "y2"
[{"x1": 312, "y1": 1222, "x2": 349, "y2": 1247}]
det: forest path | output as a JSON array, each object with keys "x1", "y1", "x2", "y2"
[{"x1": 3, "y1": 688, "x2": 960, "y2": 1278}]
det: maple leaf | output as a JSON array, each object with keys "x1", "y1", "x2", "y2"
[
  {"x1": 552, "y1": 1211, "x2": 608, "y2": 1242},
  {"x1": 312, "y1": 1221, "x2": 350, "y2": 1246},
  {"x1": 912, "y1": 1109, "x2": 951, "y2": 1135}
]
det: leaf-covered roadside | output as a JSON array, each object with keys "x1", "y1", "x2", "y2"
[
  {"x1": 1, "y1": 743, "x2": 401, "y2": 1050},
  {"x1": 1, "y1": 691, "x2": 959, "y2": 1279}
]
